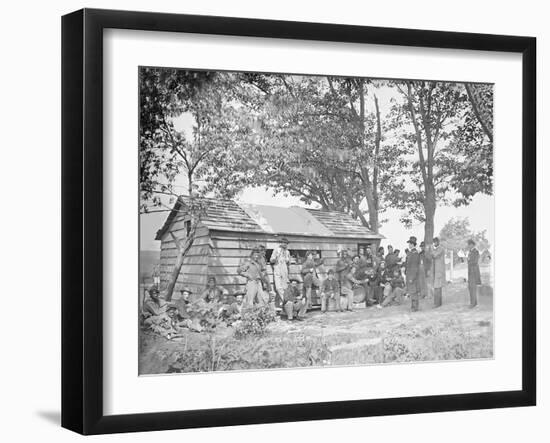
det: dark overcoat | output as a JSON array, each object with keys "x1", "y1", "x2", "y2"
[
  {"x1": 468, "y1": 247, "x2": 482, "y2": 285},
  {"x1": 405, "y1": 248, "x2": 421, "y2": 294}
]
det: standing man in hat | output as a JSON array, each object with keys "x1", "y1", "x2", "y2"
[
  {"x1": 405, "y1": 236, "x2": 422, "y2": 312},
  {"x1": 339, "y1": 265, "x2": 358, "y2": 312},
  {"x1": 238, "y1": 249, "x2": 267, "y2": 308},
  {"x1": 270, "y1": 237, "x2": 291, "y2": 306},
  {"x1": 301, "y1": 251, "x2": 321, "y2": 309},
  {"x1": 335, "y1": 247, "x2": 352, "y2": 288},
  {"x1": 431, "y1": 237, "x2": 446, "y2": 307},
  {"x1": 467, "y1": 239, "x2": 481, "y2": 308}
]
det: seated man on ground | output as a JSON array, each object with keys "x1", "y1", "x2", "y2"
[
  {"x1": 341, "y1": 266, "x2": 361, "y2": 312},
  {"x1": 381, "y1": 268, "x2": 406, "y2": 307},
  {"x1": 201, "y1": 276, "x2": 229, "y2": 304},
  {"x1": 219, "y1": 291, "x2": 245, "y2": 325},
  {"x1": 142, "y1": 286, "x2": 183, "y2": 338},
  {"x1": 373, "y1": 260, "x2": 390, "y2": 308},
  {"x1": 163, "y1": 304, "x2": 185, "y2": 339},
  {"x1": 143, "y1": 286, "x2": 167, "y2": 323},
  {"x1": 320, "y1": 268, "x2": 341, "y2": 313},
  {"x1": 174, "y1": 287, "x2": 203, "y2": 332},
  {"x1": 283, "y1": 278, "x2": 307, "y2": 321}
]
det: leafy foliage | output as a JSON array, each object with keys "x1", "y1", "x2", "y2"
[
  {"x1": 438, "y1": 217, "x2": 491, "y2": 255},
  {"x1": 139, "y1": 68, "x2": 258, "y2": 212},
  {"x1": 233, "y1": 305, "x2": 278, "y2": 338},
  {"x1": 140, "y1": 68, "x2": 494, "y2": 240},
  {"x1": 166, "y1": 333, "x2": 332, "y2": 373},
  {"x1": 386, "y1": 80, "x2": 493, "y2": 238},
  {"x1": 237, "y1": 75, "x2": 408, "y2": 232}
]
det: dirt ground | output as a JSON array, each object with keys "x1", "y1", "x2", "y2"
[{"x1": 139, "y1": 273, "x2": 494, "y2": 374}]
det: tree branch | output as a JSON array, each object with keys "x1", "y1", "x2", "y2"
[{"x1": 465, "y1": 83, "x2": 493, "y2": 142}]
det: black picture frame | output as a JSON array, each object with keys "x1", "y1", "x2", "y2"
[{"x1": 61, "y1": 8, "x2": 536, "y2": 435}]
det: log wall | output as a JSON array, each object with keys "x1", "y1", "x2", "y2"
[{"x1": 159, "y1": 227, "x2": 381, "y2": 296}]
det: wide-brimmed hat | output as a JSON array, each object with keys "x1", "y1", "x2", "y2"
[
  {"x1": 148, "y1": 286, "x2": 160, "y2": 295},
  {"x1": 407, "y1": 236, "x2": 417, "y2": 246}
]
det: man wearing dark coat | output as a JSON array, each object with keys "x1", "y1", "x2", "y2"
[
  {"x1": 385, "y1": 245, "x2": 399, "y2": 272},
  {"x1": 283, "y1": 278, "x2": 307, "y2": 320},
  {"x1": 405, "y1": 236, "x2": 422, "y2": 312},
  {"x1": 467, "y1": 239, "x2": 482, "y2": 308},
  {"x1": 320, "y1": 269, "x2": 341, "y2": 313}
]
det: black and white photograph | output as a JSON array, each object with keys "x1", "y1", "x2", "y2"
[{"x1": 139, "y1": 68, "x2": 494, "y2": 375}]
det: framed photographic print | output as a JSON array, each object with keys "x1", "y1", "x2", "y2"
[{"x1": 61, "y1": 8, "x2": 536, "y2": 435}]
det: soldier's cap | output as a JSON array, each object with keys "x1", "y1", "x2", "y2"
[
  {"x1": 166, "y1": 303, "x2": 178, "y2": 310},
  {"x1": 251, "y1": 247, "x2": 260, "y2": 254},
  {"x1": 280, "y1": 237, "x2": 289, "y2": 244},
  {"x1": 407, "y1": 236, "x2": 417, "y2": 246},
  {"x1": 327, "y1": 269, "x2": 335, "y2": 274},
  {"x1": 233, "y1": 290, "x2": 246, "y2": 297},
  {"x1": 258, "y1": 244, "x2": 266, "y2": 250},
  {"x1": 148, "y1": 286, "x2": 160, "y2": 295},
  {"x1": 207, "y1": 276, "x2": 217, "y2": 283},
  {"x1": 289, "y1": 277, "x2": 301, "y2": 283},
  {"x1": 180, "y1": 287, "x2": 192, "y2": 294}
]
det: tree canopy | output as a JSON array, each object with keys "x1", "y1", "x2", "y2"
[
  {"x1": 439, "y1": 217, "x2": 491, "y2": 254},
  {"x1": 140, "y1": 69, "x2": 494, "y2": 239}
]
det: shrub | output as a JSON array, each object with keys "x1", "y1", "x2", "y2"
[
  {"x1": 185, "y1": 299, "x2": 224, "y2": 331},
  {"x1": 234, "y1": 305, "x2": 278, "y2": 338}
]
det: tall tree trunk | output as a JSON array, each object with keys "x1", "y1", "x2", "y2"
[
  {"x1": 165, "y1": 227, "x2": 197, "y2": 301},
  {"x1": 165, "y1": 173, "x2": 196, "y2": 302},
  {"x1": 364, "y1": 187, "x2": 379, "y2": 233},
  {"x1": 423, "y1": 184, "x2": 436, "y2": 244}
]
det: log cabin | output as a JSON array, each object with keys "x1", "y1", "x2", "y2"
[{"x1": 155, "y1": 197, "x2": 384, "y2": 303}]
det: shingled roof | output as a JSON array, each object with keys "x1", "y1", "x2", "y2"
[{"x1": 155, "y1": 196, "x2": 383, "y2": 240}]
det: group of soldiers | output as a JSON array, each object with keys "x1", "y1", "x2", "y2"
[
  {"x1": 236, "y1": 234, "x2": 482, "y2": 319},
  {"x1": 142, "y1": 276, "x2": 245, "y2": 338},
  {"x1": 143, "y1": 234, "x2": 483, "y2": 335}
]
